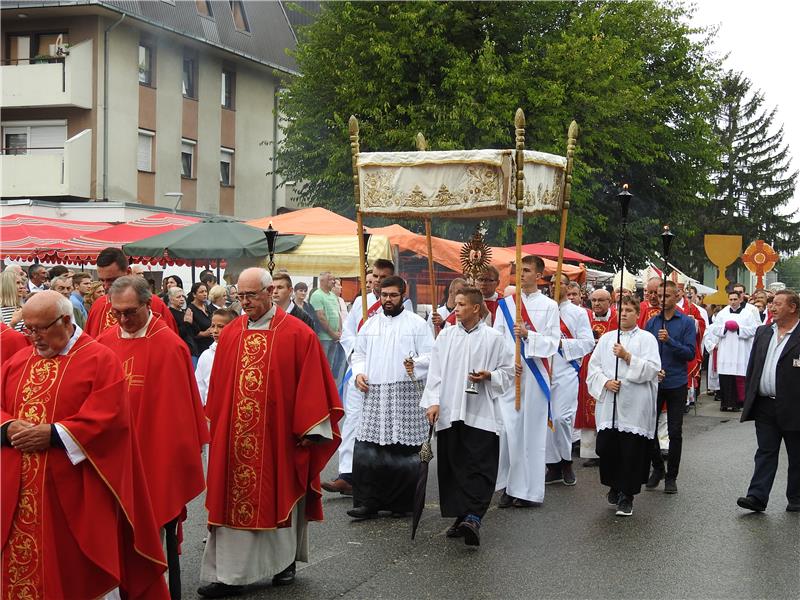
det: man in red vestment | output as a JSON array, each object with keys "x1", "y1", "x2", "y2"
[
  {"x1": 98, "y1": 276, "x2": 208, "y2": 599},
  {"x1": 476, "y1": 266, "x2": 500, "y2": 325},
  {"x1": 85, "y1": 247, "x2": 176, "y2": 338},
  {"x1": 199, "y1": 268, "x2": 343, "y2": 598},
  {"x1": 1, "y1": 291, "x2": 169, "y2": 599},
  {"x1": 638, "y1": 276, "x2": 663, "y2": 329},
  {"x1": 0, "y1": 323, "x2": 28, "y2": 362},
  {"x1": 576, "y1": 289, "x2": 618, "y2": 465}
]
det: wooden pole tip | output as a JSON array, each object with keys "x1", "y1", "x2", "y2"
[
  {"x1": 568, "y1": 120, "x2": 579, "y2": 138},
  {"x1": 348, "y1": 115, "x2": 359, "y2": 135},
  {"x1": 515, "y1": 108, "x2": 525, "y2": 129}
]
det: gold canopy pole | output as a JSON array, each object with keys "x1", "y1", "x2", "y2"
[
  {"x1": 553, "y1": 121, "x2": 579, "y2": 302},
  {"x1": 349, "y1": 115, "x2": 368, "y2": 323},
  {"x1": 416, "y1": 132, "x2": 439, "y2": 337},
  {"x1": 514, "y1": 108, "x2": 525, "y2": 412}
]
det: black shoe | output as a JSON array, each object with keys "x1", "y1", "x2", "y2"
[
  {"x1": 512, "y1": 498, "x2": 536, "y2": 508},
  {"x1": 607, "y1": 489, "x2": 620, "y2": 507},
  {"x1": 787, "y1": 501, "x2": 800, "y2": 512},
  {"x1": 272, "y1": 562, "x2": 296, "y2": 587},
  {"x1": 390, "y1": 511, "x2": 411, "y2": 518},
  {"x1": 446, "y1": 517, "x2": 465, "y2": 538},
  {"x1": 498, "y1": 491, "x2": 514, "y2": 508},
  {"x1": 683, "y1": 405, "x2": 691, "y2": 414},
  {"x1": 458, "y1": 516, "x2": 481, "y2": 546},
  {"x1": 736, "y1": 495, "x2": 766, "y2": 512},
  {"x1": 664, "y1": 478, "x2": 677, "y2": 494},
  {"x1": 347, "y1": 506, "x2": 378, "y2": 520},
  {"x1": 545, "y1": 466, "x2": 564, "y2": 485},
  {"x1": 645, "y1": 468, "x2": 664, "y2": 489},
  {"x1": 615, "y1": 494, "x2": 633, "y2": 517},
  {"x1": 583, "y1": 458, "x2": 600, "y2": 468},
  {"x1": 562, "y1": 463, "x2": 577, "y2": 486},
  {"x1": 197, "y1": 583, "x2": 245, "y2": 598}
]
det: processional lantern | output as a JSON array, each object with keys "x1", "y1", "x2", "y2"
[{"x1": 264, "y1": 223, "x2": 279, "y2": 275}]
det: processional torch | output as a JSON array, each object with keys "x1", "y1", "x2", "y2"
[
  {"x1": 264, "y1": 223, "x2": 279, "y2": 276},
  {"x1": 612, "y1": 185, "x2": 632, "y2": 429},
  {"x1": 660, "y1": 225, "x2": 675, "y2": 332}
]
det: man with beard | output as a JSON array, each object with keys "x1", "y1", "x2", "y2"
[
  {"x1": 347, "y1": 276, "x2": 433, "y2": 519},
  {"x1": 576, "y1": 288, "x2": 618, "y2": 465},
  {"x1": 476, "y1": 266, "x2": 501, "y2": 325}
]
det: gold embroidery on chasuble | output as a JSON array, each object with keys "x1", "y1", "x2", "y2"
[
  {"x1": 229, "y1": 331, "x2": 271, "y2": 528},
  {"x1": 122, "y1": 357, "x2": 145, "y2": 391},
  {"x1": 3, "y1": 357, "x2": 65, "y2": 600},
  {"x1": 103, "y1": 304, "x2": 118, "y2": 331}
]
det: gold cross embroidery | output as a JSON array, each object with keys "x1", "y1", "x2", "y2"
[{"x1": 122, "y1": 356, "x2": 145, "y2": 390}]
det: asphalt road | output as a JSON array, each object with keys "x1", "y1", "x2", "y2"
[{"x1": 180, "y1": 395, "x2": 799, "y2": 599}]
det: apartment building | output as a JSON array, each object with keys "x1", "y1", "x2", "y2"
[{"x1": 1, "y1": 0, "x2": 304, "y2": 219}]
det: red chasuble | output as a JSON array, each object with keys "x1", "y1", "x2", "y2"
[
  {"x1": 0, "y1": 323, "x2": 29, "y2": 363},
  {"x1": 575, "y1": 310, "x2": 618, "y2": 429},
  {"x1": 1, "y1": 333, "x2": 168, "y2": 599},
  {"x1": 205, "y1": 309, "x2": 344, "y2": 530},
  {"x1": 637, "y1": 301, "x2": 662, "y2": 329},
  {"x1": 677, "y1": 299, "x2": 706, "y2": 388},
  {"x1": 97, "y1": 316, "x2": 209, "y2": 527},
  {"x1": 85, "y1": 294, "x2": 177, "y2": 338}
]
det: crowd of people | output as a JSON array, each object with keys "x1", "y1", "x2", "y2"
[{"x1": 1, "y1": 248, "x2": 797, "y2": 599}]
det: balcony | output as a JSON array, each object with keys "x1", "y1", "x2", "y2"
[
  {"x1": 1, "y1": 40, "x2": 92, "y2": 109},
  {"x1": 1, "y1": 129, "x2": 92, "y2": 198}
]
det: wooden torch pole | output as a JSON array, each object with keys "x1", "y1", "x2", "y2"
[
  {"x1": 553, "y1": 121, "x2": 579, "y2": 302},
  {"x1": 349, "y1": 115, "x2": 368, "y2": 323},
  {"x1": 514, "y1": 108, "x2": 526, "y2": 411}
]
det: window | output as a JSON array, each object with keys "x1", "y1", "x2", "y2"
[
  {"x1": 229, "y1": 1, "x2": 250, "y2": 32},
  {"x1": 1, "y1": 121, "x2": 66, "y2": 155},
  {"x1": 196, "y1": 0, "x2": 213, "y2": 17},
  {"x1": 138, "y1": 44, "x2": 153, "y2": 85},
  {"x1": 182, "y1": 56, "x2": 196, "y2": 98},
  {"x1": 137, "y1": 130, "x2": 154, "y2": 171},
  {"x1": 181, "y1": 139, "x2": 195, "y2": 178},
  {"x1": 220, "y1": 148, "x2": 234, "y2": 186},
  {"x1": 7, "y1": 35, "x2": 31, "y2": 62},
  {"x1": 35, "y1": 32, "x2": 68, "y2": 57},
  {"x1": 221, "y1": 69, "x2": 235, "y2": 108}
]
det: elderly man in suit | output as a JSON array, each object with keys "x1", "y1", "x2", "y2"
[{"x1": 736, "y1": 289, "x2": 800, "y2": 513}]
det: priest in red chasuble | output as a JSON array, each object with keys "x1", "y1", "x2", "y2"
[
  {"x1": 199, "y1": 268, "x2": 343, "y2": 599},
  {"x1": 637, "y1": 276, "x2": 663, "y2": 329},
  {"x1": 1, "y1": 291, "x2": 169, "y2": 599},
  {"x1": 576, "y1": 288, "x2": 618, "y2": 464},
  {"x1": 675, "y1": 284, "x2": 706, "y2": 402},
  {"x1": 0, "y1": 322, "x2": 29, "y2": 363},
  {"x1": 97, "y1": 276, "x2": 208, "y2": 598},
  {"x1": 85, "y1": 247, "x2": 177, "y2": 338}
]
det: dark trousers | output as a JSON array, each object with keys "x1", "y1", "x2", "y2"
[
  {"x1": 437, "y1": 422, "x2": 499, "y2": 518},
  {"x1": 164, "y1": 516, "x2": 181, "y2": 599},
  {"x1": 746, "y1": 396, "x2": 800, "y2": 505},
  {"x1": 650, "y1": 385, "x2": 686, "y2": 479}
]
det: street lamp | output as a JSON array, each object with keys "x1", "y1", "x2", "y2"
[
  {"x1": 164, "y1": 192, "x2": 183, "y2": 212},
  {"x1": 264, "y1": 222, "x2": 279, "y2": 275}
]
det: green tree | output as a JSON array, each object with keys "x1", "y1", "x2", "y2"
[
  {"x1": 276, "y1": 1, "x2": 722, "y2": 269},
  {"x1": 705, "y1": 71, "x2": 799, "y2": 255}
]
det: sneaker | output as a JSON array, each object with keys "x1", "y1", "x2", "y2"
[
  {"x1": 615, "y1": 494, "x2": 633, "y2": 516},
  {"x1": 664, "y1": 478, "x2": 677, "y2": 494},
  {"x1": 446, "y1": 517, "x2": 465, "y2": 538},
  {"x1": 607, "y1": 489, "x2": 620, "y2": 507},
  {"x1": 545, "y1": 467, "x2": 564, "y2": 485},
  {"x1": 645, "y1": 468, "x2": 664, "y2": 489},
  {"x1": 562, "y1": 463, "x2": 577, "y2": 486}
]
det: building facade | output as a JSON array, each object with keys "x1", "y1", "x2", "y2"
[{"x1": 1, "y1": 0, "x2": 303, "y2": 219}]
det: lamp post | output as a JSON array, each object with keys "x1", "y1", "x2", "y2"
[
  {"x1": 264, "y1": 223, "x2": 279, "y2": 275},
  {"x1": 612, "y1": 184, "x2": 632, "y2": 429},
  {"x1": 164, "y1": 192, "x2": 183, "y2": 213}
]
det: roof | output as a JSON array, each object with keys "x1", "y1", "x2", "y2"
[{"x1": 2, "y1": 0, "x2": 299, "y2": 74}]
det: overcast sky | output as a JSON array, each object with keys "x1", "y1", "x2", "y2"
[{"x1": 689, "y1": 0, "x2": 800, "y2": 219}]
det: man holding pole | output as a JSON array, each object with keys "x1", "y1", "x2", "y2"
[
  {"x1": 643, "y1": 280, "x2": 696, "y2": 494},
  {"x1": 545, "y1": 273, "x2": 595, "y2": 486},
  {"x1": 493, "y1": 255, "x2": 560, "y2": 507}
]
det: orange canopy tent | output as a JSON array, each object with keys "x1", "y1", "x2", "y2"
[{"x1": 247, "y1": 207, "x2": 359, "y2": 235}]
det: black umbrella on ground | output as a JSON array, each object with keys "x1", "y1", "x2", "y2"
[{"x1": 411, "y1": 424, "x2": 435, "y2": 540}]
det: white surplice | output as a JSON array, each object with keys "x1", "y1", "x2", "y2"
[
  {"x1": 420, "y1": 321, "x2": 514, "y2": 434},
  {"x1": 493, "y1": 291, "x2": 560, "y2": 503},
  {"x1": 546, "y1": 300, "x2": 595, "y2": 463},
  {"x1": 706, "y1": 306, "x2": 760, "y2": 376},
  {"x1": 195, "y1": 341, "x2": 216, "y2": 406},
  {"x1": 351, "y1": 308, "x2": 433, "y2": 446},
  {"x1": 200, "y1": 308, "x2": 332, "y2": 586},
  {"x1": 587, "y1": 327, "x2": 661, "y2": 438}
]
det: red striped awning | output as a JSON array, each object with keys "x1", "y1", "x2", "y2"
[{"x1": 0, "y1": 214, "x2": 112, "y2": 261}]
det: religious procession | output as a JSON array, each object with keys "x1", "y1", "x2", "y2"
[{"x1": 1, "y1": 2, "x2": 799, "y2": 599}]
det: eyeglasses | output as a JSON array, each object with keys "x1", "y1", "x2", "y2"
[
  {"x1": 380, "y1": 292, "x2": 402, "y2": 299},
  {"x1": 236, "y1": 287, "x2": 267, "y2": 301},
  {"x1": 110, "y1": 304, "x2": 145, "y2": 319},
  {"x1": 22, "y1": 315, "x2": 65, "y2": 337}
]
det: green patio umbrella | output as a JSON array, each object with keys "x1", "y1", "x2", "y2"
[{"x1": 123, "y1": 217, "x2": 303, "y2": 261}]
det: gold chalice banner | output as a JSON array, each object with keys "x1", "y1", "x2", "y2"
[{"x1": 704, "y1": 234, "x2": 742, "y2": 304}]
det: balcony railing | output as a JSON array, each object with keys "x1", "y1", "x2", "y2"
[{"x1": 1, "y1": 57, "x2": 66, "y2": 92}]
